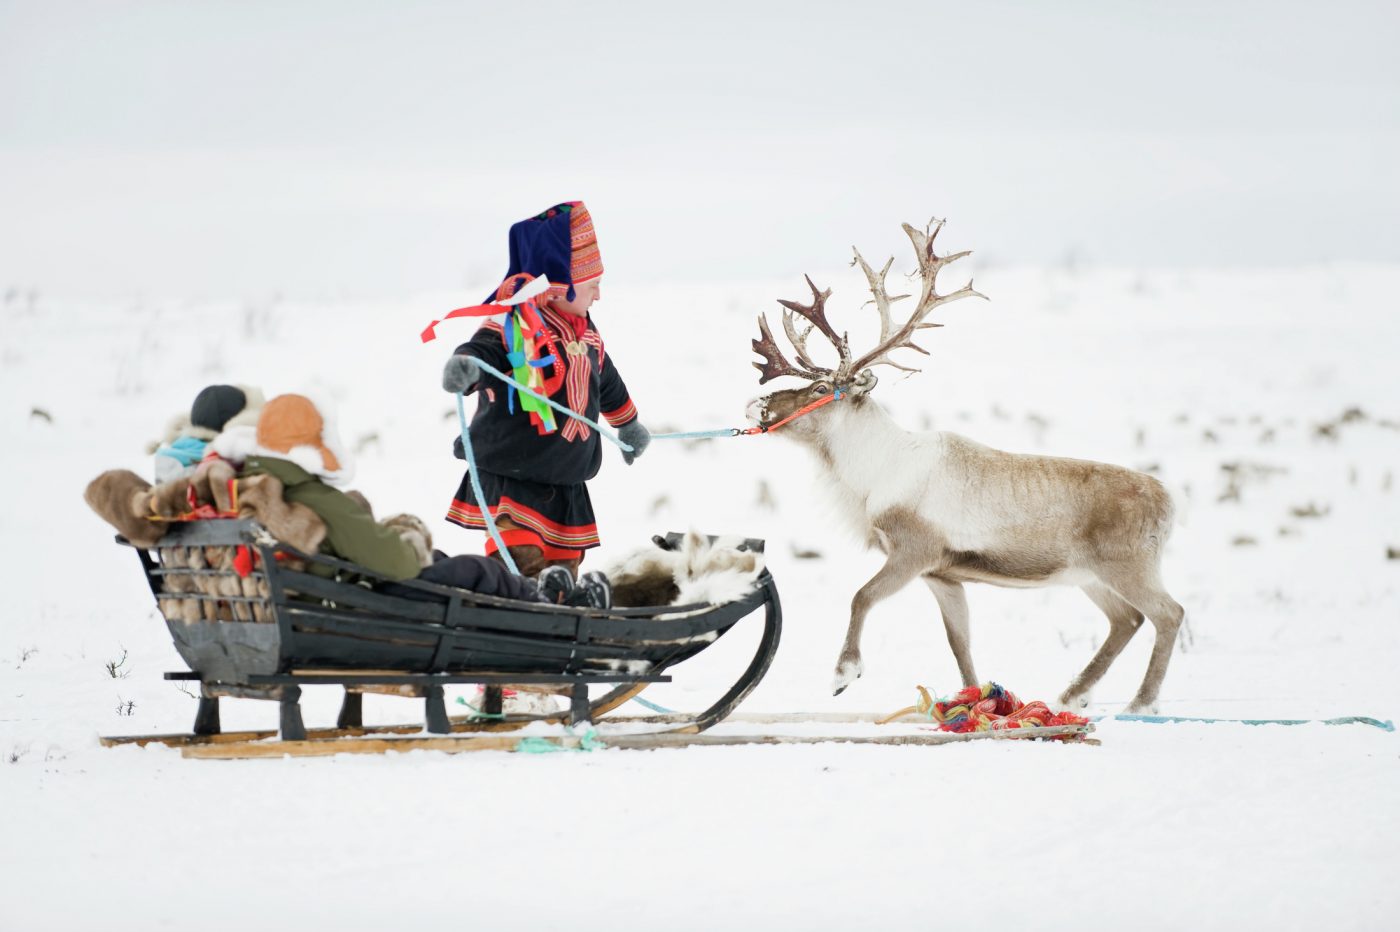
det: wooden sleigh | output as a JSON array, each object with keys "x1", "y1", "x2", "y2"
[
  {"x1": 101, "y1": 520, "x2": 1094, "y2": 758},
  {"x1": 100, "y1": 519, "x2": 789, "y2": 753}
]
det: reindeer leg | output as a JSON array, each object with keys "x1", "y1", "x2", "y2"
[
  {"x1": 1101, "y1": 572, "x2": 1185, "y2": 714},
  {"x1": 1058, "y1": 583, "x2": 1144, "y2": 709},
  {"x1": 832, "y1": 557, "x2": 922, "y2": 695},
  {"x1": 923, "y1": 576, "x2": 978, "y2": 688}
]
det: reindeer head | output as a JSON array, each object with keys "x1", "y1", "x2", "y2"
[{"x1": 747, "y1": 218, "x2": 985, "y2": 432}]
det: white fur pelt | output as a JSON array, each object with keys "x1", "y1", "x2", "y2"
[{"x1": 605, "y1": 530, "x2": 765, "y2": 608}]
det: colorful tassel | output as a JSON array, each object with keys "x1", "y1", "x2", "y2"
[{"x1": 881, "y1": 682, "x2": 1090, "y2": 740}]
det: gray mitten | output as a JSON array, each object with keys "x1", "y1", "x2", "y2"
[
  {"x1": 617, "y1": 420, "x2": 651, "y2": 465},
  {"x1": 442, "y1": 354, "x2": 482, "y2": 393}
]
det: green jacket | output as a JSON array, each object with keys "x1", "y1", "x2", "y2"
[{"x1": 242, "y1": 456, "x2": 422, "y2": 581}]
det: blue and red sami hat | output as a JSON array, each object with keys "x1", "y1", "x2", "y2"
[{"x1": 488, "y1": 201, "x2": 603, "y2": 304}]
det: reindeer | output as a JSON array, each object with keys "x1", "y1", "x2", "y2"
[{"x1": 746, "y1": 219, "x2": 1184, "y2": 713}]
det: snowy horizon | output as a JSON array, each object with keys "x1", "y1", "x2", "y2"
[{"x1": 4, "y1": 0, "x2": 1399, "y2": 302}]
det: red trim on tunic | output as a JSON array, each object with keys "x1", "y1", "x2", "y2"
[
  {"x1": 445, "y1": 496, "x2": 600, "y2": 549},
  {"x1": 602, "y1": 399, "x2": 637, "y2": 427},
  {"x1": 481, "y1": 529, "x2": 582, "y2": 562}
]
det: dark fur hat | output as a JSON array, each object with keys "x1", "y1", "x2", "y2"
[{"x1": 190, "y1": 384, "x2": 248, "y2": 433}]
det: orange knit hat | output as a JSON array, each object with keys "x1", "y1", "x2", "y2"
[{"x1": 255, "y1": 394, "x2": 351, "y2": 482}]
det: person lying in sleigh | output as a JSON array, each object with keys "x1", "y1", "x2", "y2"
[{"x1": 236, "y1": 393, "x2": 612, "y2": 609}]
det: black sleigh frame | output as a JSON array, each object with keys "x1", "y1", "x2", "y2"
[{"x1": 124, "y1": 520, "x2": 782, "y2": 741}]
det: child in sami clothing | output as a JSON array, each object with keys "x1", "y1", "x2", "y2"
[{"x1": 441, "y1": 201, "x2": 650, "y2": 578}]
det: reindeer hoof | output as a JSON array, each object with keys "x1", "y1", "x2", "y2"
[
  {"x1": 831, "y1": 659, "x2": 863, "y2": 696},
  {"x1": 1124, "y1": 699, "x2": 1159, "y2": 715},
  {"x1": 1057, "y1": 689, "x2": 1092, "y2": 711}
]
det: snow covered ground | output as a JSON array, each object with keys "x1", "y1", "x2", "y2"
[{"x1": 3, "y1": 258, "x2": 1398, "y2": 930}]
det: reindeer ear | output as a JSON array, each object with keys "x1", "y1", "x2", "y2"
[{"x1": 850, "y1": 369, "x2": 879, "y2": 395}]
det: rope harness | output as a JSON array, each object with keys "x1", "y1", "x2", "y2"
[{"x1": 879, "y1": 682, "x2": 1092, "y2": 741}]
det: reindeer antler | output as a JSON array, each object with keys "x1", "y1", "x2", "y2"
[
  {"x1": 850, "y1": 249, "x2": 919, "y2": 374},
  {"x1": 777, "y1": 276, "x2": 850, "y2": 370},
  {"x1": 753, "y1": 313, "x2": 829, "y2": 384},
  {"x1": 751, "y1": 217, "x2": 985, "y2": 386},
  {"x1": 751, "y1": 276, "x2": 851, "y2": 385},
  {"x1": 843, "y1": 218, "x2": 986, "y2": 377}
]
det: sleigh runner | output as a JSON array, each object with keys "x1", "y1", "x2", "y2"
[{"x1": 104, "y1": 519, "x2": 783, "y2": 748}]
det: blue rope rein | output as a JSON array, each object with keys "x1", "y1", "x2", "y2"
[
  {"x1": 454, "y1": 359, "x2": 753, "y2": 577},
  {"x1": 650, "y1": 428, "x2": 743, "y2": 441},
  {"x1": 453, "y1": 358, "x2": 764, "y2": 594},
  {"x1": 455, "y1": 361, "x2": 748, "y2": 573},
  {"x1": 471, "y1": 357, "x2": 750, "y2": 449},
  {"x1": 452, "y1": 357, "x2": 820, "y2": 718},
  {"x1": 471, "y1": 358, "x2": 638, "y2": 452},
  {"x1": 455, "y1": 390, "x2": 520, "y2": 575}
]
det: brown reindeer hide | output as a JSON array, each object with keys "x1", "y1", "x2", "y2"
[
  {"x1": 145, "y1": 475, "x2": 194, "y2": 518},
  {"x1": 234, "y1": 474, "x2": 327, "y2": 554},
  {"x1": 87, "y1": 468, "x2": 329, "y2": 555},
  {"x1": 607, "y1": 531, "x2": 765, "y2": 608},
  {"x1": 84, "y1": 470, "x2": 167, "y2": 548},
  {"x1": 609, "y1": 535, "x2": 693, "y2": 607},
  {"x1": 191, "y1": 458, "x2": 238, "y2": 512},
  {"x1": 613, "y1": 578, "x2": 679, "y2": 608}
]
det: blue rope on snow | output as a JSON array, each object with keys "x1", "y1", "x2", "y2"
[{"x1": 1093, "y1": 713, "x2": 1394, "y2": 731}]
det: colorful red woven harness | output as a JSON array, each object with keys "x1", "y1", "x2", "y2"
[
  {"x1": 880, "y1": 682, "x2": 1091, "y2": 740},
  {"x1": 736, "y1": 387, "x2": 844, "y2": 436}
]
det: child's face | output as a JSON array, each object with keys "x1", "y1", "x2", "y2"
[{"x1": 547, "y1": 278, "x2": 601, "y2": 317}]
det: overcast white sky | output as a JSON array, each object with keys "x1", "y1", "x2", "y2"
[{"x1": 2, "y1": 0, "x2": 1397, "y2": 300}]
